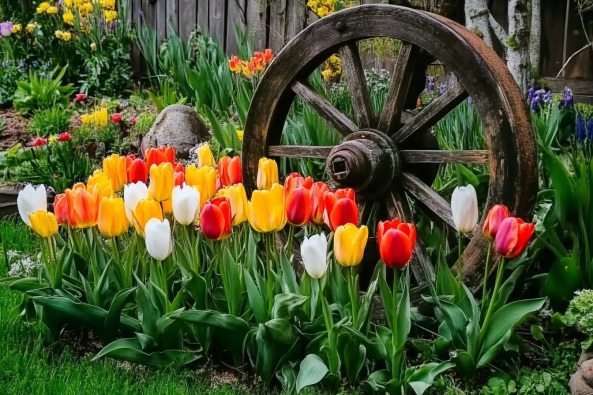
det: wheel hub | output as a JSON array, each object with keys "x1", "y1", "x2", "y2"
[{"x1": 327, "y1": 130, "x2": 400, "y2": 199}]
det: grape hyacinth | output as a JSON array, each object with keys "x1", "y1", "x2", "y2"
[
  {"x1": 426, "y1": 76, "x2": 435, "y2": 92},
  {"x1": 2, "y1": 60, "x2": 10, "y2": 68},
  {"x1": 576, "y1": 114, "x2": 586, "y2": 142},
  {"x1": 439, "y1": 83, "x2": 447, "y2": 95},
  {"x1": 588, "y1": 118, "x2": 593, "y2": 141},
  {"x1": 529, "y1": 88, "x2": 552, "y2": 113},
  {"x1": 559, "y1": 86, "x2": 574, "y2": 109}
]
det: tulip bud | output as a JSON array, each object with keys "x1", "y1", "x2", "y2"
[
  {"x1": 256, "y1": 157, "x2": 278, "y2": 190},
  {"x1": 301, "y1": 233, "x2": 328, "y2": 279},
  {"x1": 197, "y1": 143, "x2": 216, "y2": 168},
  {"x1": 247, "y1": 183, "x2": 287, "y2": 233},
  {"x1": 494, "y1": 217, "x2": 534, "y2": 259},
  {"x1": 377, "y1": 219, "x2": 416, "y2": 268},
  {"x1": 127, "y1": 158, "x2": 148, "y2": 184},
  {"x1": 172, "y1": 183, "x2": 200, "y2": 225},
  {"x1": 149, "y1": 163, "x2": 174, "y2": 202},
  {"x1": 218, "y1": 156, "x2": 242, "y2": 187},
  {"x1": 334, "y1": 223, "x2": 368, "y2": 267},
  {"x1": 324, "y1": 188, "x2": 358, "y2": 231},
  {"x1": 98, "y1": 197, "x2": 129, "y2": 238},
  {"x1": 310, "y1": 182, "x2": 329, "y2": 224},
  {"x1": 451, "y1": 184, "x2": 479, "y2": 233},
  {"x1": 216, "y1": 183, "x2": 248, "y2": 226},
  {"x1": 144, "y1": 218, "x2": 173, "y2": 261},
  {"x1": 65, "y1": 186, "x2": 100, "y2": 228},
  {"x1": 103, "y1": 154, "x2": 127, "y2": 192},
  {"x1": 200, "y1": 198, "x2": 232, "y2": 240},
  {"x1": 29, "y1": 211, "x2": 58, "y2": 238},
  {"x1": 53, "y1": 193, "x2": 69, "y2": 225},
  {"x1": 17, "y1": 184, "x2": 47, "y2": 227},
  {"x1": 483, "y1": 204, "x2": 510, "y2": 240},
  {"x1": 133, "y1": 199, "x2": 163, "y2": 236}
]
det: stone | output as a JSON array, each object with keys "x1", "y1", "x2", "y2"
[
  {"x1": 571, "y1": 368, "x2": 593, "y2": 395},
  {"x1": 583, "y1": 360, "x2": 593, "y2": 388},
  {"x1": 141, "y1": 105, "x2": 210, "y2": 159}
]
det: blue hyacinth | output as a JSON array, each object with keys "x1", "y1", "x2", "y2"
[
  {"x1": 576, "y1": 114, "x2": 587, "y2": 142},
  {"x1": 439, "y1": 83, "x2": 447, "y2": 95}
]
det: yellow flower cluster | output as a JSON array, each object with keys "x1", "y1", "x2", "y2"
[
  {"x1": 11, "y1": 24, "x2": 22, "y2": 34},
  {"x1": 63, "y1": 10, "x2": 74, "y2": 25},
  {"x1": 55, "y1": 30, "x2": 72, "y2": 41},
  {"x1": 307, "y1": 0, "x2": 336, "y2": 17},
  {"x1": 100, "y1": 0, "x2": 116, "y2": 10},
  {"x1": 81, "y1": 108, "x2": 109, "y2": 128},
  {"x1": 36, "y1": 2, "x2": 51, "y2": 14},
  {"x1": 321, "y1": 55, "x2": 342, "y2": 82},
  {"x1": 104, "y1": 10, "x2": 118, "y2": 23},
  {"x1": 26, "y1": 23, "x2": 40, "y2": 33}
]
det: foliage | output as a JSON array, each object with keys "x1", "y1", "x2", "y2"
[
  {"x1": 131, "y1": 112, "x2": 157, "y2": 138},
  {"x1": 28, "y1": 107, "x2": 72, "y2": 137},
  {"x1": 0, "y1": 60, "x2": 27, "y2": 105},
  {"x1": 566, "y1": 290, "x2": 593, "y2": 349},
  {"x1": 13, "y1": 66, "x2": 73, "y2": 113}
]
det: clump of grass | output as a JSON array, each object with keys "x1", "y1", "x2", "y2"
[{"x1": 0, "y1": 218, "x2": 38, "y2": 277}]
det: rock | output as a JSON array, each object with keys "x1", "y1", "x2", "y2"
[
  {"x1": 141, "y1": 105, "x2": 210, "y2": 159},
  {"x1": 571, "y1": 368, "x2": 593, "y2": 395},
  {"x1": 583, "y1": 360, "x2": 593, "y2": 388}
]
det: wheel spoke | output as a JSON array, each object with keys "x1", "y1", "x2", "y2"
[
  {"x1": 292, "y1": 80, "x2": 358, "y2": 136},
  {"x1": 386, "y1": 188, "x2": 435, "y2": 283},
  {"x1": 378, "y1": 42, "x2": 420, "y2": 135},
  {"x1": 392, "y1": 82, "x2": 468, "y2": 145},
  {"x1": 267, "y1": 145, "x2": 332, "y2": 159},
  {"x1": 401, "y1": 171, "x2": 456, "y2": 230},
  {"x1": 400, "y1": 150, "x2": 489, "y2": 164},
  {"x1": 339, "y1": 42, "x2": 375, "y2": 128}
]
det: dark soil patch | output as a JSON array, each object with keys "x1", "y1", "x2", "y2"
[{"x1": 0, "y1": 109, "x2": 32, "y2": 151}]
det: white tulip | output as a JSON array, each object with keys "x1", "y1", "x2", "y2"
[
  {"x1": 301, "y1": 233, "x2": 328, "y2": 279},
  {"x1": 124, "y1": 182, "x2": 149, "y2": 223},
  {"x1": 172, "y1": 183, "x2": 200, "y2": 225},
  {"x1": 17, "y1": 184, "x2": 47, "y2": 226},
  {"x1": 451, "y1": 184, "x2": 479, "y2": 233},
  {"x1": 145, "y1": 218, "x2": 173, "y2": 261}
]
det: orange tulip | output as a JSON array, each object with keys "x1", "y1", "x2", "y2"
[
  {"x1": 103, "y1": 154, "x2": 127, "y2": 192},
  {"x1": 218, "y1": 156, "x2": 242, "y2": 187},
  {"x1": 65, "y1": 186, "x2": 100, "y2": 228},
  {"x1": 324, "y1": 188, "x2": 358, "y2": 231},
  {"x1": 162, "y1": 198, "x2": 173, "y2": 216},
  {"x1": 133, "y1": 199, "x2": 163, "y2": 235},
  {"x1": 310, "y1": 182, "x2": 329, "y2": 225},
  {"x1": 229, "y1": 56, "x2": 242, "y2": 73},
  {"x1": 377, "y1": 219, "x2": 416, "y2": 268},
  {"x1": 174, "y1": 163, "x2": 185, "y2": 187},
  {"x1": 146, "y1": 146, "x2": 175, "y2": 169},
  {"x1": 98, "y1": 197, "x2": 129, "y2": 237},
  {"x1": 284, "y1": 172, "x2": 313, "y2": 193},
  {"x1": 200, "y1": 197, "x2": 232, "y2": 240},
  {"x1": 185, "y1": 165, "x2": 217, "y2": 207},
  {"x1": 53, "y1": 193, "x2": 69, "y2": 225}
]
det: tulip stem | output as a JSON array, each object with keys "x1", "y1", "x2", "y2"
[
  {"x1": 349, "y1": 267, "x2": 359, "y2": 329},
  {"x1": 265, "y1": 233, "x2": 274, "y2": 314},
  {"x1": 392, "y1": 268, "x2": 400, "y2": 380},
  {"x1": 482, "y1": 240, "x2": 493, "y2": 301},
  {"x1": 458, "y1": 233, "x2": 463, "y2": 287},
  {"x1": 287, "y1": 225, "x2": 295, "y2": 259},
  {"x1": 478, "y1": 257, "x2": 506, "y2": 345}
]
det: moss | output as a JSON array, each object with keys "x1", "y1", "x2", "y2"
[{"x1": 507, "y1": 36, "x2": 520, "y2": 50}]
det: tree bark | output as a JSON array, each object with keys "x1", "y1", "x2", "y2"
[
  {"x1": 507, "y1": 0, "x2": 530, "y2": 92},
  {"x1": 529, "y1": 0, "x2": 541, "y2": 75},
  {"x1": 464, "y1": 0, "x2": 494, "y2": 47}
]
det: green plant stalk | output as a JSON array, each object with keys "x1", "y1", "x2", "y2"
[
  {"x1": 349, "y1": 267, "x2": 359, "y2": 329},
  {"x1": 479, "y1": 257, "x2": 506, "y2": 344},
  {"x1": 287, "y1": 225, "x2": 295, "y2": 258},
  {"x1": 392, "y1": 268, "x2": 400, "y2": 380},
  {"x1": 482, "y1": 240, "x2": 493, "y2": 300},
  {"x1": 321, "y1": 293, "x2": 339, "y2": 375},
  {"x1": 458, "y1": 234, "x2": 463, "y2": 286},
  {"x1": 266, "y1": 233, "x2": 274, "y2": 314}
]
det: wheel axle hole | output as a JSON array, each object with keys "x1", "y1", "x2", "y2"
[{"x1": 332, "y1": 158, "x2": 348, "y2": 175}]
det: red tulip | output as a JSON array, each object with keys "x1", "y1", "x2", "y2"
[
  {"x1": 494, "y1": 217, "x2": 534, "y2": 259},
  {"x1": 284, "y1": 172, "x2": 313, "y2": 193},
  {"x1": 200, "y1": 197, "x2": 232, "y2": 240},
  {"x1": 174, "y1": 163, "x2": 185, "y2": 187},
  {"x1": 218, "y1": 156, "x2": 243, "y2": 187},
  {"x1": 127, "y1": 158, "x2": 148, "y2": 184},
  {"x1": 75, "y1": 93, "x2": 85, "y2": 102},
  {"x1": 111, "y1": 113, "x2": 122, "y2": 123},
  {"x1": 483, "y1": 204, "x2": 510, "y2": 240},
  {"x1": 310, "y1": 182, "x2": 329, "y2": 225},
  {"x1": 377, "y1": 219, "x2": 416, "y2": 268},
  {"x1": 324, "y1": 188, "x2": 358, "y2": 231},
  {"x1": 33, "y1": 138, "x2": 48, "y2": 147},
  {"x1": 53, "y1": 193, "x2": 69, "y2": 225},
  {"x1": 146, "y1": 146, "x2": 175, "y2": 168},
  {"x1": 286, "y1": 186, "x2": 312, "y2": 226},
  {"x1": 129, "y1": 117, "x2": 136, "y2": 125},
  {"x1": 263, "y1": 48, "x2": 273, "y2": 63},
  {"x1": 58, "y1": 132, "x2": 72, "y2": 141}
]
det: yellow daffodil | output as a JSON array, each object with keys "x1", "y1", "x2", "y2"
[
  {"x1": 103, "y1": 154, "x2": 127, "y2": 192},
  {"x1": 256, "y1": 157, "x2": 278, "y2": 190},
  {"x1": 11, "y1": 24, "x2": 22, "y2": 34},
  {"x1": 217, "y1": 183, "x2": 248, "y2": 226},
  {"x1": 55, "y1": 30, "x2": 63, "y2": 39},
  {"x1": 149, "y1": 163, "x2": 174, "y2": 202},
  {"x1": 334, "y1": 223, "x2": 369, "y2": 267},
  {"x1": 185, "y1": 165, "x2": 216, "y2": 207},
  {"x1": 246, "y1": 183, "x2": 286, "y2": 233},
  {"x1": 29, "y1": 211, "x2": 59, "y2": 238},
  {"x1": 46, "y1": 6, "x2": 58, "y2": 14},
  {"x1": 63, "y1": 11, "x2": 74, "y2": 25},
  {"x1": 104, "y1": 10, "x2": 117, "y2": 23},
  {"x1": 98, "y1": 197, "x2": 129, "y2": 237},
  {"x1": 197, "y1": 143, "x2": 216, "y2": 168},
  {"x1": 48, "y1": 136, "x2": 58, "y2": 143},
  {"x1": 62, "y1": 32, "x2": 72, "y2": 41},
  {"x1": 133, "y1": 199, "x2": 163, "y2": 236},
  {"x1": 236, "y1": 130, "x2": 244, "y2": 141}
]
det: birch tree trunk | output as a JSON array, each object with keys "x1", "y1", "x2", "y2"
[
  {"x1": 464, "y1": 0, "x2": 494, "y2": 47},
  {"x1": 507, "y1": 0, "x2": 530, "y2": 92},
  {"x1": 529, "y1": 0, "x2": 541, "y2": 75}
]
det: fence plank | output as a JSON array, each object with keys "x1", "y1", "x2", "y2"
[
  {"x1": 286, "y1": 0, "x2": 306, "y2": 42},
  {"x1": 132, "y1": 0, "x2": 143, "y2": 77},
  {"x1": 226, "y1": 0, "x2": 246, "y2": 55},
  {"x1": 247, "y1": 0, "x2": 267, "y2": 50},
  {"x1": 209, "y1": 0, "x2": 226, "y2": 48},
  {"x1": 269, "y1": 0, "x2": 287, "y2": 52},
  {"x1": 166, "y1": 0, "x2": 179, "y2": 37},
  {"x1": 179, "y1": 0, "x2": 197, "y2": 39},
  {"x1": 156, "y1": 0, "x2": 168, "y2": 41},
  {"x1": 198, "y1": 0, "x2": 209, "y2": 34}
]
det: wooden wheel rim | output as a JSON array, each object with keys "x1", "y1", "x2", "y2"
[{"x1": 242, "y1": 5, "x2": 537, "y2": 288}]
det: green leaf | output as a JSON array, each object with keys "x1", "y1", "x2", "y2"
[
  {"x1": 543, "y1": 257, "x2": 581, "y2": 306},
  {"x1": 221, "y1": 248, "x2": 243, "y2": 316},
  {"x1": 280, "y1": 252, "x2": 299, "y2": 294},
  {"x1": 243, "y1": 268, "x2": 267, "y2": 324},
  {"x1": 531, "y1": 325, "x2": 545, "y2": 341},
  {"x1": 265, "y1": 318, "x2": 294, "y2": 344},
  {"x1": 104, "y1": 287, "x2": 137, "y2": 343},
  {"x1": 343, "y1": 337, "x2": 366, "y2": 385},
  {"x1": 272, "y1": 293, "x2": 308, "y2": 319},
  {"x1": 450, "y1": 351, "x2": 475, "y2": 381},
  {"x1": 296, "y1": 354, "x2": 329, "y2": 393},
  {"x1": 408, "y1": 361, "x2": 455, "y2": 395},
  {"x1": 93, "y1": 338, "x2": 198, "y2": 366}
]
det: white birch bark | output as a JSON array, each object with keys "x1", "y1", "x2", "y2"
[
  {"x1": 464, "y1": 0, "x2": 494, "y2": 47},
  {"x1": 529, "y1": 0, "x2": 541, "y2": 75},
  {"x1": 507, "y1": 0, "x2": 530, "y2": 92}
]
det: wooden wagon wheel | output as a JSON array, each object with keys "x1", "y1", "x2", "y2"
[{"x1": 242, "y1": 5, "x2": 537, "y2": 289}]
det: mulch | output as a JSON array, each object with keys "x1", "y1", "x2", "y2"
[{"x1": 0, "y1": 108, "x2": 33, "y2": 151}]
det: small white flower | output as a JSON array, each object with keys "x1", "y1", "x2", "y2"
[
  {"x1": 451, "y1": 184, "x2": 479, "y2": 233},
  {"x1": 17, "y1": 184, "x2": 47, "y2": 226},
  {"x1": 301, "y1": 233, "x2": 328, "y2": 279}
]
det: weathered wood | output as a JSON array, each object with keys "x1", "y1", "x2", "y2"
[
  {"x1": 156, "y1": 0, "x2": 168, "y2": 41},
  {"x1": 132, "y1": 0, "x2": 143, "y2": 77},
  {"x1": 392, "y1": 82, "x2": 468, "y2": 144},
  {"x1": 166, "y1": 0, "x2": 178, "y2": 37},
  {"x1": 378, "y1": 42, "x2": 420, "y2": 135},
  {"x1": 209, "y1": 0, "x2": 226, "y2": 48},
  {"x1": 226, "y1": 0, "x2": 246, "y2": 56},
  {"x1": 401, "y1": 150, "x2": 489, "y2": 164},
  {"x1": 544, "y1": 77, "x2": 593, "y2": 95},
  {"x1": 197, "y1": 0, "x2": 208, "y2": 33},
  {"x1": 291, "y1": 80, "x2": 358, "y2": 136},
  {"x1": 179, "y1": 0, "x2": 196, "y2": 39},
  {"x1": 339, "y1": 42, "x2": 376, "y2": 128},
  {"x1": 247, "y1": 0, "x2": 267, "y2": 50},
  {"x1": 269, "y1": 0, "x2": 287, "y2": 53},
  {"x1": 268, "y1": 145, "x2": 333, "y2": 158},
  {"x1": 286, "y1": 0, "x2": 306, "y2": 42}
]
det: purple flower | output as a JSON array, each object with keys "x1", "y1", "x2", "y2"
[
  {"x1": 439, "y1": 83, "x2": 447, "y2": 95},
  {"x1": 2, "y1": 60, "x2": 10, "y2": 68},
  {"x1": 576, "y1": 114, "x2": 586, "y2": 142},
  {"x1": 0, "y1": 22, "x2": 13, "y2": 37},
  {"x1": 40, "y1": 72, "x2": 45, "y2": 78},
  {"x1": 18, "y1": 59, "x2": 26, "y2": 69},
  {"x1": 122, "y1": 100, "x2": 129, "y2": 106},
  {"x1": 559, "y1": 86, "x2": 574, "y2": 109},
  {"x1": 32, "y1": 60, "x2": 39, "y2": 68},
  {"x1": 530, "y1": 88, "x2": 552, "y2": 113},
  {"x1": 528, "y1": 86, "x2": 536, "y2": 101},
  {"x1": 587, "y1": 118, "x2": 593, "y2": 141},
  {"x1": 426, "y1": 76, "x2": 435, "y2": 92},
  {"x1": 542, "y1": 90, "x2": 552, "y2": 104}
]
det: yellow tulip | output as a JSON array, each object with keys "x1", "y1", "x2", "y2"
[
  {"x1": 256, "y1": 157, "x2": 278, "y2": 190},
  {"x1": 334, "y1": 223, "x2": 368, "y2": 267},
  {"x1": 29, "y1": 211, "x2": 58, "y2": 238},
  {"x1": 217, "y1": 183, "x2": 248, "y2": 226},
  {"x1": 185, "y1": 165, "x2": 216, "y2": 207},
  {"x1": 103, "y1": 154, "x2": 127, "y2": 192},
  {"x1": 98, "y1": 197, "x2": 129, "y2": 237},
  {"x1": 133, "y1": 199, "x2": 163, "y2": 236},
  {"x1": 246, "y1": 183, "x2": 286, "y2": 233},
  {"x1": 149, "y1": 163, "x2": 174, "y2": 202},
  {"x1": 197, "y1": 143, "x2": 216, "y2": 168},
  {"x1": 87, "y1": 170, "x2": 113, "y2": 201}
]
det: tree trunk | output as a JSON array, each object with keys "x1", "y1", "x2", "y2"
[
  {"x1": 507, "y1": 0, "x2": 530, "y2": 93},
  {"x1": 393, "y1": 0, "x2": 459, "y2": 19},
  {"x1": 464, "y1": 0, "x2": 494, "y2": 47},
  {"x1": 529, "y1": 0, "x2": 541, "y2": 76}
]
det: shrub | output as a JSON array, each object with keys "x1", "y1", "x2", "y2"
[
  {"x1": 0, "y1": 60, "x2": 27, "y2": 105},
  {"x1": 13, "y1": 66, "x2": 73, "y2": 113},
  {"x1": 28, "y1": 107, "x2": 72, "y2": 137},
  {"x1": 567, "y1": 290, "x2": 593, "y2": 349}
]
